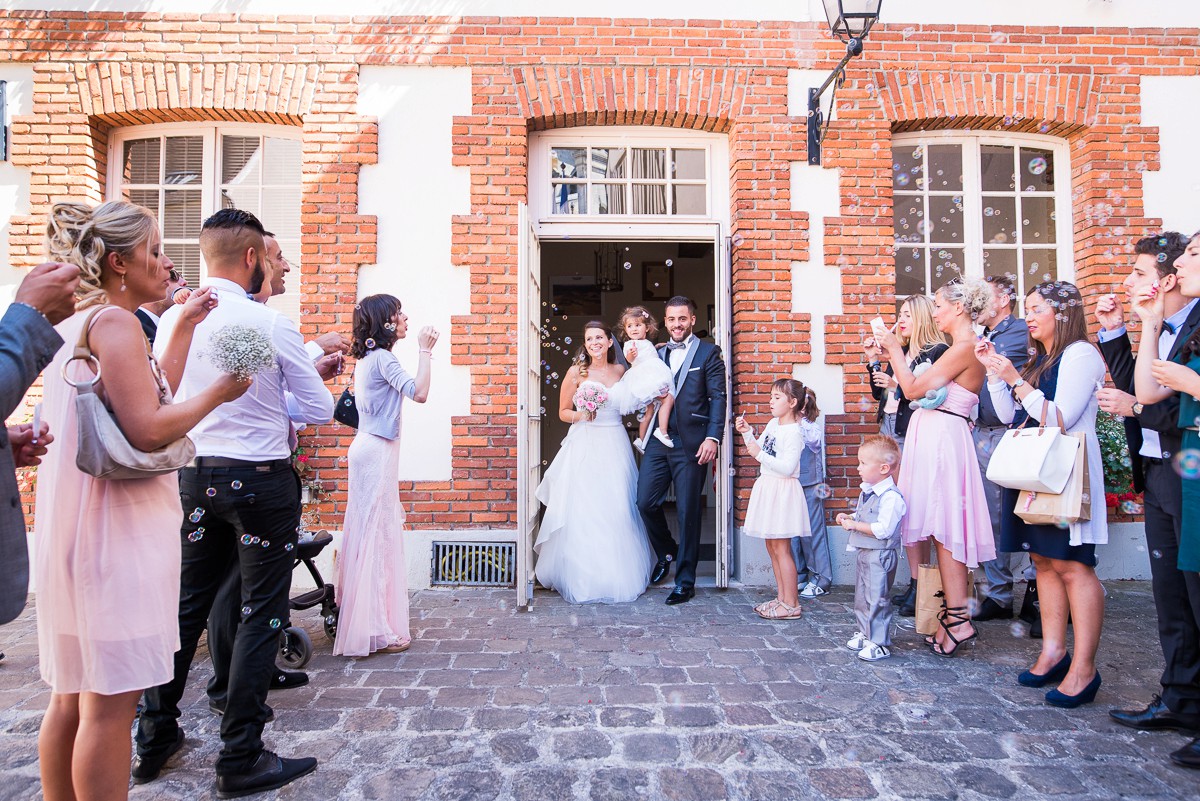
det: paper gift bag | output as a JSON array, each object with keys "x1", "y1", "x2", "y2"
[
  {"x1": 914, "y1": 563, "x2": 945, "y2": 636},
  {"x1": 1015, "y1": 432, "x2": 1091, "y2": 526}
]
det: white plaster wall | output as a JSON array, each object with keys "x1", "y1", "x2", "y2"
[
  {"x1": 1141, "y1": 76, "x2": 1200, "y2": 236},
  {"x1": 0, "y1": 66, "x2": 34, "y2": 309},
  {"x1": 5, "y1": 1, "x2": 1198, "y2": 27},
  {"x1": 356, "y1": 66, "x2": 471, "y2": 483}
]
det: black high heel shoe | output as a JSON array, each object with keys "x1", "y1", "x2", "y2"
[
  {"x1": 930, "y1": 605, "x2": 978, "y2": 658},
  {"x1": 1018, "y1": 652, "x2": 1072, "y2": 688},
  {"x1": 1045, "y1": 671, "x2": 1101, "y2": 709}
]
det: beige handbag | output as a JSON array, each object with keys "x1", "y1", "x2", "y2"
[
  {"x1": 64, "y1": 306, "x2": 195, "y2": 480},
  {"x1": 1015, "y1": 432, "x2": 1091, "y2": 526}
]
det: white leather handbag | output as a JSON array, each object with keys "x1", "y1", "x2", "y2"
[{"x1": 985, "y1": 399, "x2": 1079, "y2": 494}]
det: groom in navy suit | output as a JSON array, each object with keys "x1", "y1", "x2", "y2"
[{"x1": 637, "y1": 296, "x2": 727, "y2": 605}]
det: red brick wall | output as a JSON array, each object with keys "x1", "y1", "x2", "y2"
[{"x1": 6, "y1": 13, "x2": 1195, "y2": 527}]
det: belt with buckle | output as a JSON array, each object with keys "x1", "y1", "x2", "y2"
[{"x1": 186, "y1": 456, "x2": 292, "y2": 471}]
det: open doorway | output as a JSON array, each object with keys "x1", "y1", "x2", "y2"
[{"x1": 536, "y1": 239, "x2": 721, "y2": 582}]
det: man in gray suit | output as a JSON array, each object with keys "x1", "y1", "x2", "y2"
[{"x1": 1, "y1": 261, "x2": 80, "y2": 626}]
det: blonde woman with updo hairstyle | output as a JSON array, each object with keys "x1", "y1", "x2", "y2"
[
  {"x1": 878, "y1": 278, "x2": 996, "y2": 658},
  {"x1": 34, "y1": 201, "x2": 248, "y2": 801}
]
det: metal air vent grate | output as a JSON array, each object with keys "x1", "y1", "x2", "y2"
[{"x1": 431, "y1": 541, "x2": 516, "y2": 587}]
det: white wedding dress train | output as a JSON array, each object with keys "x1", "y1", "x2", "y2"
[{"x1": 534, "y1": 381, "x2": 655, "y2": 604}]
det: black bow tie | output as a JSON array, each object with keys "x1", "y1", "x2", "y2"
[
  {"x1": 666, "y1": 340, "x2": 689, "y2": 350},
  {"x1": 1162, "y1": 320, "x2": 1176, "y2": 336}
]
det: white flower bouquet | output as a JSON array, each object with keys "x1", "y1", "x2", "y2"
[{"x1": 206, "y1": 324, "x2": 277, "y2": 380}]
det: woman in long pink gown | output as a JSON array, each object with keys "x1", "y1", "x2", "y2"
[
  {"x1": 35, "y1": 201, "x2": 247, "y2": 801},
  {"x1": 333, "y1": 294, "x2": 438, "y2": 657}
]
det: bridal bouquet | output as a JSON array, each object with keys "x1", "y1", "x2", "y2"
[
  {"x1": 206, "y1": 324, "x2": 277, "y2": 380},
  {"x1": 572, "y1": 384, "x2": 610, "y2": 414}
]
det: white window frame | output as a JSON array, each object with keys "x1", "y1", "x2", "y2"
[
  {"x1": 891, "y1": 131, "x2": 1075, "y2": 299},
  {"x1": 107, "y1": 122, "x2": 303, "y2": 315},
  {"x1": 530, "y1": 128, "x2": 728, "y2": 227}
]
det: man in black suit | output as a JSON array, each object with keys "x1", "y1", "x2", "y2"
[
  {"x1": 134, "y1": 256, "x2": 186, "y2": 344},
  {"x1": 636, "y1": 296, "x2": 727, "y2": 605},
  {"x1": 1096, "y1": 232, "x2": 1200, "y2": 764}
]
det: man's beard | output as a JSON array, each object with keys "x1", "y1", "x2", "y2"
[{"x1": 249, "y1": 263, "x2": 266, "y2": 295}]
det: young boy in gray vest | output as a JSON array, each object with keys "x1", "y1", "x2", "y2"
[{"x1": 836, "y1": 435, "x2": 907, "y2": 661}]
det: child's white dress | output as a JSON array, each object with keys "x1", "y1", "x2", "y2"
[
  {"x1": 621, "y1": 339, "x2": 674, "y2": 407},
  {"x1": 743, "y1": 420, "x2": 812, "y2": 539}
]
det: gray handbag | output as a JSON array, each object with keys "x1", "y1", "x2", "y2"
[{"x1": 63, "y1": 306, "x2": 195, "y2": 480}]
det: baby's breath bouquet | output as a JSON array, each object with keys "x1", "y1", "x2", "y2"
[{"x1": 206, "y1": 324, "x2": 277, "y2": 380}]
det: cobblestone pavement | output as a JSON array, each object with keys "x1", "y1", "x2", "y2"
[{"x1": 0, "y1": 581, "x2": 1195, "y2": 800}]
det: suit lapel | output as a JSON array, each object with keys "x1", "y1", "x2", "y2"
[
  {"x1": 1168, "y1": 302, "x2": 1200, "y2": 361},
  {"x1": 674, "y1": 339, "x2": 701, "y2": 392}
]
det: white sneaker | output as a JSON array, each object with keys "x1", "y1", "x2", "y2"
[
  {"x1": 799, "y1": 582, "x2": 827, "y2": 599},
  {"x1": 845, "y1": 632, "x2": 869, "y2": 651},
  {"x1": 653, "y1": 429, "x2": 675, "y2": 448},
  {"x1": 633, "y1": 437, "x2": 646, "y2": 454},
  {"x1": 857, "y1": 641, "x2": 891, "y2": 661}
]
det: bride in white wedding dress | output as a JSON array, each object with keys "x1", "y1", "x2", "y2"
[{"x1": 534, "y1": 321, "x2": 656, "y2": 604}]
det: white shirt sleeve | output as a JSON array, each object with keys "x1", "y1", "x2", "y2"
[
  {"x1": 1017, "y1": 343, "x2": 1104, "y2": 431},
  {"x1": 988, "y1": 378, "x2": 1016, "y2": 425},
  {"x1": 304, "y1": 340, "x2": 323, "y2": 361},
  {"x1": 869, "y1": 489, "x2": 908, "y2": 539},
  {"x1": 275, "y1": 315, "x2": 335, "y2": 424}
]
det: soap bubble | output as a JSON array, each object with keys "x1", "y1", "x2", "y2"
[
  {"x1": 188, "y1": 530, "x2": 204, "y2": 542},
  {"x1": 665, "y1": 259, "x2": 673, "y2": 267},
  {"x1": 1119, "y1": 500, "x2": 1143, "y2": 515},
  {"x1": 814, "y1": 483, "x2": 833, "y2": 500},
  {"x1": 269, "y1": 618, "x2": 281, "y2": 629},
  {"x1": 1027, "y1": 157, "x2": 1048, "y2": 175},
  {"x1": 189, "y1": 509, "x2": 203, "y2": 523},
  {"x1": 206, "y1": 487, "x2": 217, "y2": 497},
  {"x1": 731, "y1": 233, "x2": 745, "y2": 247},
  {"x1": 261, "y1": 539, "x2": 270, "y2": 548},
  {"x1": 241, "y1": 605, "x2": 252, "y2": 617},
  {"x1": 231, "y1": 480, "x2": 243, "y2": 490},
  {"x1": 364, "y1": 338, "x2": 376, "y2": 349},
  {"x1": 284, "y1": 543, "x2": 294, "y2": 552},
  {"x1": 241, "y1": 534, "x2": 254, "y2": 545},
  {"x1": 1173, "y1": 449, "x2": 1200, "y2": 479}
]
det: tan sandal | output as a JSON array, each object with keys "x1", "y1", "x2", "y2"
[
  {"x1": 759, "y1": 601, "x2": 803, "y2": 620},
  {"x1": 378, "y1": 640, "x2": 411, "y2": 654},
  {"x1": 754, "y1": 599, "x2": 782, "y2": 615}
]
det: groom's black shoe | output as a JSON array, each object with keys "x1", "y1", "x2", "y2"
[
  {"x1": 665, "y1": 587, "x2": 694, "y2": 605},
  {"x1": 651, "y1": 557, "x2": 672, "y2": 584}
]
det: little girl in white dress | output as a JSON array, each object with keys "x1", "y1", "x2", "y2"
[{"x1": 617, "y1": 306, "x2": 676, "y2": 452}]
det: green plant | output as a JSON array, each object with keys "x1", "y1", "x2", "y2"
[{"x1": 1096, "y1": 410, "x2": 1134, "y2": 494}]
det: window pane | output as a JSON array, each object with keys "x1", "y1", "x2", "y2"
[
  {"x1": 983, "y1": 248, "x2": 1019, "y2": 284},
  {"x1": 163, "y1": 189, "x2": 202, "y2": 239},
  {"x1": 263, "y1": 137, "x2": 301, "y2": 185},
  {"x1": 1021, "y1": 196, "x2": 1056, "y2": 245},
  {"x1": 983, "y1": 196, "x2": 1017, "y2": 245},
  {"x1": 590, "y1": 148, "x2": 626, "y2": 179},
  {"x1": 672, "y1": 184, "x2": 706, "y2": 215},
  {"x1": 123, "y1": 138, "x2": 161, "y2": 184},
  {"x1": 127, "y1": 188, "x2": 159, "y2": 216},
  {"x1": 1024, "y1": 249, "x2": 1057, "y2": 285},
  {"x1": 222, "y1": 136, "x2": 261, "y2": 184},
  {"x1": 261, "y1": 187, "x2": 301, "y2": 240},
  {"x1": 894, "y1": 198, "x2": 925, "y2": 244},
  {"x1": 632, "y1": 184, "x2": 667, "y2": 214},
  {"x1": 164, "y1": 136, "x2": 204, "y2": 184},
  {"x1": 980, "y1": 145, "x2": 1015, "y2": 192},
  {"x1": 631, "y1": 148, "x2": 667, "y2": 180},
  {"x1": 592, "y1": 183, "x2": 626, "y2": 215},
  {"x1": 931, "y1": 247, "x2": 964, "y2": 287},
  {"x1": 928, "y1": 195, "x2": 964, "y2": 243},
  {"x1": 927, "y1": 145, "x2": 963, "y2": 191},
  {"x1": 894, "y1": 246, "x2": 926, "y2": 298},
  {"x1": 671, "y1": 149, "x2": 705, "y2": 180},
  {"x1": 221, "y1": 186, "x2": 260, "y2": 217},
  {"x1": 552, "y1": 183, "x2": 586, "y2": 214},
  {"x1": 551, "y1": 148, "x2": 586, "y2": 179},
  {"x1": 892, "y1": 145, "x2": 921, "y2": 190},
  {"x1": 164, "y1": 242, "x2": 202, "y2": 287},
  {"x1": 1020, "y1": 148, "x2": 1054, "y2": 191}
]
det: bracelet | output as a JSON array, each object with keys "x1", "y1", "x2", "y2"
[
  {"x1": 11, "y1": 301, "x2": 50, "y2": 324},
  {"x1": 420, "y1": 349, "x2": 433, "y2": 354}
]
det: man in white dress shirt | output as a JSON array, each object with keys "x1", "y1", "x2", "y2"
[{"x1": 135, "y1": 209, "x2": 333, "y2": 797}]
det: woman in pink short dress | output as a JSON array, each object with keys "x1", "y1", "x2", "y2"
[
  {"x1": 35, "y1": 201, "x2": 247, "y2": 801},
  {"x1": 879, "y1": 278, "x2": 996, "y2": 657}
]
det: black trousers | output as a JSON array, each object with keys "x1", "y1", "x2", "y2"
[
  {"x1": 1143, "y1": 459, "x2": 1200, "y2": 717},
  {"x1": 637, "y1": 437, "x2": 708, "y2": 591},
  {"x1": 136, "y1": 463, "x2": 300, "y2": 774}
]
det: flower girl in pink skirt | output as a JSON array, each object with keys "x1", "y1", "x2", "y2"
[{"x1": 735, "y1": 378, "x2": 813, "y2": 620}]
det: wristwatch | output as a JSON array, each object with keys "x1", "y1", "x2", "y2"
[
  {"x1": 1132, "y1": 402, "x2": 1144, "y2": 416},
  {"x1": 1009, "y1": 378, "x2": 1026, "y2": 390}
]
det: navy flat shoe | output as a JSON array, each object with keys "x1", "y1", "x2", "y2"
[
  {"x1": 1018, "y1": 652, "x2": 1072, "y2": 688},
  {"x1": 1046, "y1": 671, "x2": 1101, "y2": 709}
]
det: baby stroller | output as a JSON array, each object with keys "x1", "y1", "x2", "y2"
[{"x1": 277, "y1": 528, "x2": 339, "y2": 669}]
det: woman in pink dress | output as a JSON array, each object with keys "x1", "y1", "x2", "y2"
[
  {"x1": 334, "y1": 294, "x2": 437, "y2": 657},
  {"x1": 35, "y1": 201, "x2": 247, "y2": 800},
  {"x1": 879, "y1": 278, "x2": 996, "y2": 657}
]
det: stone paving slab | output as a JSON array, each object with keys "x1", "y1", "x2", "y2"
[{"x1": 0, "y1": 581, "x2": 1195, "y2": 800}]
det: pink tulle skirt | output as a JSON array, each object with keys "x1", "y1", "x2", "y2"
[{"x1": 743, "y1": 475, "x2": 811, "y2": 539}]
